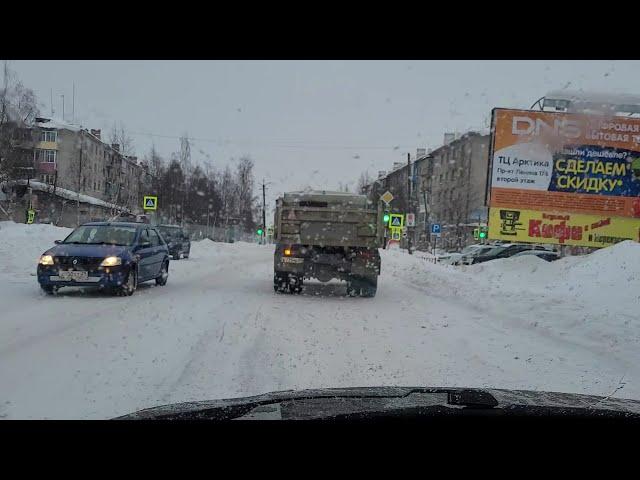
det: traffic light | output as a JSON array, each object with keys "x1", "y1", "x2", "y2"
[
  {"x1": 257, "y1": 228, "x2": 264, "y2": 236},
  {"x1": 474, "y1": 227, "x2": 488, "y2": 240},
  {"x1": 383, "y1": 213, "x2": 390, "y2": 224}
]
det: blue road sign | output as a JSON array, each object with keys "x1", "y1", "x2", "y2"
[{"x1": 431, "y1": 223, "x2": 441, "y2": 234}]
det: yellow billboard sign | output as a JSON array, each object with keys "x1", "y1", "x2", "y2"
[{"x1": 488, "y1": 207, "x2": 640, "y2": 248}]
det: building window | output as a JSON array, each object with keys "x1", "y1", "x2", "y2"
[
  {"x1": 40, "y1": 130, "x2": 57, "y2": 142},
  {"x1": 40, "y1": 174, "x2": 55, "y2": 185},
  {"x1": 34, "y1": 149, "x2": 57, "y2": 163}
]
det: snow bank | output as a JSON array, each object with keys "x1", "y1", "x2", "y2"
[
  {"x1": 384, "y1": 241, "x2": 640, "y2": 370},
  {"x1": 469, "y1": 240, "x2": 640, "y2": 312},
  {"x1": 0, "y1": 221, "x2": 71, "y2": 277}
]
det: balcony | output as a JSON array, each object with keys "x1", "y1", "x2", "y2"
[
  {"x1": 37, "y1": 162, "x2": 57, "y2": 174},
  {"x1": 35, "y1": 141, "x2": 58, "y2": 150}
]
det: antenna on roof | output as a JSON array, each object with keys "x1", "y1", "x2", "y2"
[{"x1": 72, "y1": 83, "x2": 75, "y2": 123}]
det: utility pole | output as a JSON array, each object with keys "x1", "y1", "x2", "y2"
[
  {"x1": 77, "y1": 132, "x2": 83, "y2": 226},
  {"x1": 72, "y1": 83, "x2": 75, "y2": 123},
  {"x1": 407, "y1": 152, "x2": 413, "y2": 255},
  {"x1": 262, "y1": 179, "x2": 267, "y2": 245},
  {"x1": 61, "y1": 95, "x2": 65, "y2": 121}
]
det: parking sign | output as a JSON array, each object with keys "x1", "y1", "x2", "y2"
[{"x1": 431, "y1": 223, "x2": 441, "y2": 237}]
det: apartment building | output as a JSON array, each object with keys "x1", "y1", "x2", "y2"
[{"x1": 33, "y1": 117, "x2": 148, "y2": 212}]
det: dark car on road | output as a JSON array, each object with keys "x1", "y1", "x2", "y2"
[
  {"x1": 37, "y1": 222, "x2": 170, "y2": 296},
  {"x1": 157, "y1": 225, "x2": 191, "y2": 260},
  {"x1": 471, "y1": 243, "x2": 548, "y2": 264}
]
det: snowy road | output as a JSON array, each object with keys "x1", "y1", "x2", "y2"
[{"x1": 1, "y1": 221, "x2": 639, "y2": 419}]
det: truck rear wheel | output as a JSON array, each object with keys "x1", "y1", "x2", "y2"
[
  {"x1": 346, "y1": 275, "x2": 377, "y2": 298},
  {"x1": 274, "y1": 272, "x2": 303, "y2": 294},
  {"x1": 274, "y1": 272, "x2": 288, "y2": 293}
]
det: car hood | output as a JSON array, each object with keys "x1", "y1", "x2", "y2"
[
  {"x1": 45, "y1": 243, "x2": 131, "y2": 258},
  {"x1": 114, "y1": 386, "x2": 640, "y2": 420}
]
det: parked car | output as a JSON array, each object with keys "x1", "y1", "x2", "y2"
[
  {"x1": 512, "y1": 249, "x2": 561, "y2": 262},
  {"x1": 37, "y1": 222, "x2": 170, "y2": 296},
  {"x1": 157, "y1": 225, "x2": 191, "y2": 260},
  {"x1": 471, "y1": 243, "x2": 548, "y2": 264},
  {"x1": 458, "y1": 245, "x2": 495, "y2": 265}
]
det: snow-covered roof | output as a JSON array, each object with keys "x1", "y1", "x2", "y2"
[
  {"x1": 34, "y1": 117, "x2": 82, "y2": 132},
  {"x1": 5, "y1": 180, "x2": 133, "y2": 214},
  {"x1": 287, "y1": 190, "x2": 362, "y2": 197},
  {"x1": 545, "y1": 90, "x2": 640, "y2": 106},
  {"x1": 543, "y1": 90, "x2": 640, "y2": 115}
]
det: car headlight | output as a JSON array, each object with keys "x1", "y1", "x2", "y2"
[
  {"x1": 39, "y1": 254, "x2": 54, "y2": 265},
  {"x1": 100, "y1": 256, "x2": 122, "y2": 267}
]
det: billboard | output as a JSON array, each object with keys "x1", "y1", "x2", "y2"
[
  {"x1": 488, "y1": 207, "x2": 640, "y2": 247},
  {"x1": 487, "y1": 108, "x2": 640, "y2": 246}
]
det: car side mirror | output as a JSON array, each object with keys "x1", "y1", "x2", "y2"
[{"x1": 54, "y1": 240, "x2": 62, "y2": 244}]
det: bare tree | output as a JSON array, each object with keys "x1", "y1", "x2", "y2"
[
  {"x1": 108, "y1": 122, "x2": 135, "y2": 157},
  {"x1": 0, "y1": 61, "x2": 39, "y2": 185},
  {"x1": 356, "y1": 170, "x2": 373, "y2": 195},
  {"x1": 234, "y1": 156, "x2": 257, "y2": 231},
  {"x1": 337, "y1": 181, "x2": 353, "y2": 193},
  {"x1": 219, "y1": 165, "x2": 235, "y2": 226},
  {"x1": 444, "y1": 156, "x2": 477, "y2": 249}
]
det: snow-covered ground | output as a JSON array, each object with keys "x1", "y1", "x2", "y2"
[{"x1": 0, "y1": 220, "x2": 638, "y2": 419}]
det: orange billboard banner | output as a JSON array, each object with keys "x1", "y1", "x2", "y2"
[{"x1": 488, "y1": 108, "x2": 640, "y2": 219}]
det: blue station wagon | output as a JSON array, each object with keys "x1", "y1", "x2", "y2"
[{"x1": 37, "y1": 222, "x2": 171, "y2": 296}]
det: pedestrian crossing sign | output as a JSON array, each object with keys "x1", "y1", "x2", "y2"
[
  {"x1": 143, "y1": 195, "x2": 158, "y2": 211},
  {"x1": 389, "y1": 213, "x2": 404, "y2": 228}
]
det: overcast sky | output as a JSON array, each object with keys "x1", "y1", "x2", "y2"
[{"x1": 11, "y1": 60, "x2": 640, "y2": 209}]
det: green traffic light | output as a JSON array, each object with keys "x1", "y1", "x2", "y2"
[
  {"x1": 257, "y1": 229, "x2": 263, "y2": 235},
  {"x1": 383, "y1": 214, "x2": 390, "y2": 223},
  {"x1": 479, "y1": 231, "x2": 486, "y2": 239}
]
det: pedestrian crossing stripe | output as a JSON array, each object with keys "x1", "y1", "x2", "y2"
[{"x1": 143, "y1": 195, "x2": 158, "y2": 210}]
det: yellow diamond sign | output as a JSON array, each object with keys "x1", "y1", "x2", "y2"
[{"x1": 380, "y1": 191, "x2": 394, "y2": 204}]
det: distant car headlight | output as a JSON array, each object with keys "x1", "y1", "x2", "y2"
[
  {"x1": 39, "y1": 254, "x2": 54, "y2": 265},
  {"x1": 100, "y1": 256, "x2": 122, "y2": 267}
]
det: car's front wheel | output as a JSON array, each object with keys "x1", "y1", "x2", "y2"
[
  {"x1": 156, "y1": 261, "x2": 169, "y2": 286},
  {"x1": 118, "y1": 266, "x2": 138, "y2": 296}
]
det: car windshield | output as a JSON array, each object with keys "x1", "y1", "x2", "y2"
[
  {"x1": 63, "y1": 225, "x2": 137, "y2": 246},
  {"x1": 484, "y1": 246, "x2": 507, "y2": 256},
  {"x1": 2, "y1": 59, "x2": 639, "y2": 420},
  {"x1": 159, "y1": 227, "x2": 181, "y2": 239}
]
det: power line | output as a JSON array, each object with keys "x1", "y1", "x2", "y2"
[{"x1": 127, "y1": 130, "x2": 415, "y2": 151}]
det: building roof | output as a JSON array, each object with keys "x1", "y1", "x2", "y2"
[{"x1": 5, "y1": 179, "x2": 133, "y2": 214}]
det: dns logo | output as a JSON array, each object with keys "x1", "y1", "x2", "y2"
[{"x1": 512, "y1": 116, "x2": 581, "y2": 139}]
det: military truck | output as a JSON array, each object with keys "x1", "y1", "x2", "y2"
[{"x1": 273, "y1": 191, "x2": 384, "y2": 297}]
